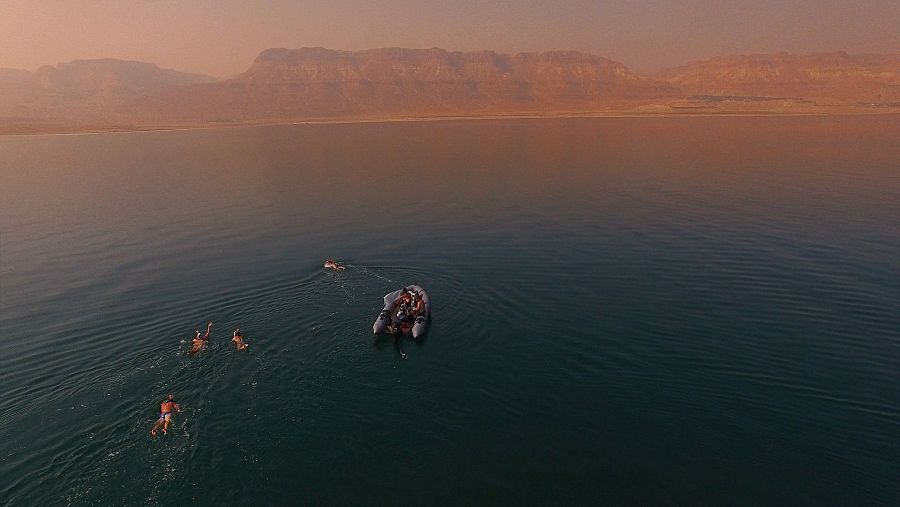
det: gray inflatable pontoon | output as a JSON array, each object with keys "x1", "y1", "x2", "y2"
[{"x1": 372, "y1": 285, "x2": 431, "y2": 339}]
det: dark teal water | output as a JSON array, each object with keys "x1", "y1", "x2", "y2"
[{"x1": 1, "y1": 117, "x2": 898, "y2": 506}]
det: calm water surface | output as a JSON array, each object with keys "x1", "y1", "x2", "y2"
[{"x1": 1, "y1": 117, "x2": 898, "y2": 505}]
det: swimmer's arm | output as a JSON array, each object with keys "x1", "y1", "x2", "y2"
[{"x1": 202, "y1": 321, "x2": 212, "y2": 340}]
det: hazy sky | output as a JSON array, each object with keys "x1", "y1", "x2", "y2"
[{"x1": 1, "y1": 0, "x2": 898, "y2": 76}]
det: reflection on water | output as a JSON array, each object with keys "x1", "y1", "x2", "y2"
[{"x1": 1, "y1": 116, "x2": 898, "y2": 505}]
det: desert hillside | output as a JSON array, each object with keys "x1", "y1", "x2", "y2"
[
  {"x1": 655, "y1": 52, "x2": 900, "y2": 105},
  {"x1": 134, "y1": 47, "x2": 679, "y2": 122},
  {"x1": 1, "y1": 49, "x2": 898, "y2": 133},
  {"x1": 0, "y1": 59, "x2": 215, "y2": 126}
]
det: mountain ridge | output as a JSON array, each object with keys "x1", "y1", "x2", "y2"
[
  {"x1": 655, "y1": 51, "x2": 900, "y2": 103},
  {"x1": 0, "y1": 58, "x2": 216, "y2": 125},
  {"x1": 2, "y1": 48, "x2": 898, "y2": 134}
]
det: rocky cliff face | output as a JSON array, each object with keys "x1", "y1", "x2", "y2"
[
  {"x1": 137, "y1": 47, "x2": 679, "y2": 121},
  {"x1": 655, "y1": 52, "x2": 900, "y2": 104},
  {"x1": 2, "y1": 49, "x2": 898, "y2": 133}
]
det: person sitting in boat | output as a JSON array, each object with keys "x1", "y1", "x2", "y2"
[
  {"x1": 396, "y1": 302, "x2": 415, "y2": 335},
  {"x1": 395, "y1": 292, "x2": 414, "y2": 323},
  {"x1": 323, "y1": 259, "x2": 345, "y2": 271},
  {"x1": 395, "y1": 291, "x2": 412, "y2": 310},
  {"x1": 397, "y1": 301, "x2": 411, "y2": 320},
  {"x1": 413, "y1": 294, "x2": 425, "y2": 317}
]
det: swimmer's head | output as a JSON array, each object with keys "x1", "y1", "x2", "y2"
[{"x1": 167, "y1": 394, "x2": 175, "y2": 401}]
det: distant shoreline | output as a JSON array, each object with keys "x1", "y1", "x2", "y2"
[{"x1": 2, "y1": 110, "x2": 898, "y2": 137}]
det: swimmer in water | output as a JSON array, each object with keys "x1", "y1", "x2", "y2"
[
  {"x1": 188, "y1": 321, "x2": 212, "y2": 355},
  {"x1": 232, "y1": 328, "x2": 249, "y2": 351},
  {"x1": 150, "y1": 394, "x2": 180, "y2": 436},
  {"x1": 323, "y1": 259, "x2": 346, "y2": 271}
]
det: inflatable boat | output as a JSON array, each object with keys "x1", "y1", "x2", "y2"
[{"x1": 372, "y1": 285, "x2": 430, "y2": 339}]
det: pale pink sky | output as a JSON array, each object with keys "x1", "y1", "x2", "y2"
[{"x1": 1, "y1": 0, "x2": 898, "y2": 77}]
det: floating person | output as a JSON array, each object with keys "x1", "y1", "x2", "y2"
[
  {"x1": 232, "y1": 328, "x2": 249, "y2": 351},
  {"x1": 323, "y1": 259, "x2": 346, "y2": 271},
  {"x1": 188, "y1": 321, "x2": 212, "y2": 355},
  {"x1": 150, "y1": 394, "x2": 181, "y2": 436}
]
